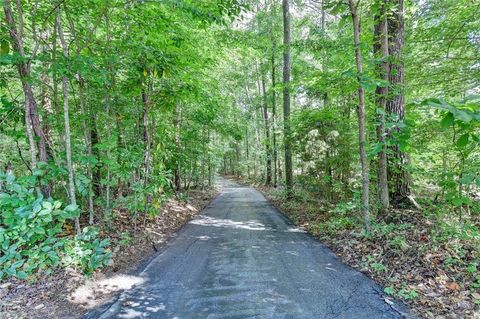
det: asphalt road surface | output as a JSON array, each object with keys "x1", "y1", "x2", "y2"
[{"x1": 87, "y1": 178, "x2": 416, "y2": 319}]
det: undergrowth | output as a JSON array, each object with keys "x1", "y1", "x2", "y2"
[
  {"x1": 0, "y1": 172, "x2": 111, "y2": 281},
  {"x1": 262, "y1": 184, "x2": 480, "y2": 318}
]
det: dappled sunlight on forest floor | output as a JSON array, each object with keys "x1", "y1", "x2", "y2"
[
  {"x1": 0, "y1": 188, "x2": 219, "y2": 319},
  {"x1": 69, "y1": 274, "x2": 146, "y2": 308}
]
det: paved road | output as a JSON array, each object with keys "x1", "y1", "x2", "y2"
[{"x1": 87, "y1": 178, "x2": 415, "y2": 319}]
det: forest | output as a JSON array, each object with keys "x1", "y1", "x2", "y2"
[{"x1": 1, "y1": 0, "x2": 479, "y2": 318}]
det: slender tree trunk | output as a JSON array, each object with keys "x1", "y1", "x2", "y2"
[
  {"x1": 261, "y1": 66, "x2": 272, "y2": 185},
  {"x1": 3, "y1": 0, "x2": 51, "y2": 197},
  {"x1": 91, "y1": 116, "x2": 101, "y2": 196},
  {"x1": 201, "y1": 128, "x2": 206, "y2": 189},
  {"x1": 270, "y1": 10, "x2": 278, "y2": 187},
  {"x1": 245, "y1": 126, "x2": 250, "y2": 178},
  {"x1": 207, "y1": 129, "x2": 212, "y2": 186},
  {"x1": 56, "y1": 6, "x2": 80, "y2": 234},
  {"x1": 320, "y1": 0, "x2": 328, "y2": 108},
  {"x1": 387, "y1": 0, "x2": 411, "y2": 207},
  {"x1": 349, "y1": 0, "x2": 370, "y2": 230},
  {"x1": 51, "y1": 22, "x2": 63, "y2": 146},
  {"x1": 255, "y1": 62, "x2": 272, "y2": 184},
  {"x1": 254, "y1": 101, "x2": 262, "y2": 180},
  {"x1": 141, "y1": 84, "x2": 152, "y2": 212},
  {"x1": 373, "y1": 1, "x2": 390, "y2": 213},
  {"x1": 79, "y1": 77, "x2": 95, "y2": 225},
  {"x1": 40, "y1": 72, "x2": 55, "y2": 160},
  {"x1": 24, "y1": 107, "x2": 37, "y2": 170},
  {"x1": 282, "y1": 0, "x2": 293, "y2": 192},
  {"x1": 174, "y1": 104, "x2": 181, "y2": 191},
  {"x1": 223, "y1": 154, "x2": 227, "y2": 175},
  {"x1": 235, "y1": 141, "x2": 241, "y2": 177},
  {"x1": 103, "y1": 12, "x2": 114, "y2": 216}
]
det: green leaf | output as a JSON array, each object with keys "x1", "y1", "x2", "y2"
[
  {"x1": 42, "y1": 202, "x2": 53, "y2": 210},
  {"x1": 63, "y1": 204, "x2": 80, "y2": 219},
  {"x1": 15, "y1": 271, "x2": 27, "y2": 280},
  {"x1": 384, "y1": 287, "x2": 395, "y2": 295},
  {"x1": 455, "y1": 110, "x2": 473, "y2": 123},
  {"x1": 459, "y1": 174, "x2": 475, "y2": 185},
  {"x1": 456, "y1": 133, "x2": 469, "y2": 148},
  {"x1": 0, "y1": 40, "x2": 10, "y2": 55},
  {"x1": 64, "y1": 204, "x2": 79, "y2": 212},
  {"x1": 451, "y1": 197, "x2": 463, "y2": 206},
  {"x1": 440, "y1": 112, "x2": 454, "y2": 128}
]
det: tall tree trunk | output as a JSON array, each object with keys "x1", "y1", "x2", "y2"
[
  {"x1": 3, "y1": 0, "x2": 51, "y2": 197},
  {"x1": 40, "y1": 72, "x2": 55, "y2": 160},
  {"x1": 270, "y1": 6, "x2": 278, "y2": 187},
  {"x1": 174, "y1": 104, "x2": 181, "y2": 191},
  {"x1": 56, "y1": 5, "x2": 80, "y2": 234},
  {"x1": 91, "y1": 116, "x2": 101, "y2": 197},
  {"x1": 261, "y1": 66, "x2": 272, "y2": 185},
  {"x1": 387, "y1": 0, "x2": 410, "y2": 207},
  {"x1": 141, "y1": 84, "x2": 152, "y2": 212},
  {"x1": 207, "y1": 129, "x2": 212, "y2": 186},
  {"x1": 245, "y1": 126, "x2": 250, "y2": 179},
  {"x1": 235, "y1": 141, "x2": 241, "y2": 177},
  {"x1": 103, "y1": 11, "x2": 114, "y2": 216},
  {"x1": 373, "y1": 1, "x2": 390, "y2": 213},
  {"x1": 255, "y1": 62, "x2": 272, "y2": 184},
  {"x1": 349, "y1": 0, "x2": 370, "y2": 230},
  {"x1": 79, "y1": 77, "x2": 95, "y2": 225},
  {"x1": 24, "y1": 106, "x2": 37, "y2": 171},
  {"x1": 223, "y1": 154, "x2": 227, "y2": 175},
  {"x1": 201, "y1": 128, "x2": 206, "y2": 189},
  {"x1": 282, "y1": 0, "x2": 293, "y2": 192}
]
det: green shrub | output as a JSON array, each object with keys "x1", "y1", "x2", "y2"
[
  {"x1": 315, "y1": 216, "x2": 357, "y2": 235},
  {"x1": 63, "y1": 227, "x2": 111, "y2": 276},
  {"x1": 0, "y1": 172, "x2": 110, "y2": 280}
]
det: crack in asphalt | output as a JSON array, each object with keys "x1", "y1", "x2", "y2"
[{"x1": 85, "y1": 178, "x2": 417, "y2": 319}]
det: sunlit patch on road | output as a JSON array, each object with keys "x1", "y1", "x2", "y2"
[{"x1": 190, "y1": 215, "x2": 269, "y2": 231}]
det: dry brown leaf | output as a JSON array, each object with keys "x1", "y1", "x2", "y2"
[{"x1": 445, "y1": 282, "x2": 460, "y2": 291}]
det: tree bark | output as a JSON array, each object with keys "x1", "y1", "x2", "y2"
[
  {"x1": 79, "y1": 77, "x2": 95, "y2": 225},
  {"x1": 270, "y1": 4, "x2": 278, "y2": 187},
  {"x1": 282, "y1": 0, "x2": 293, "y2": 193},
  {"x1": 245, "y1": 126, "x2": 250, "y2": 178},
  {"x1": 56, "y1": 5, "x2": 80, "y2": 234},
  {"x1": 349, "y1": 0, "x2": 370, "y2": 230},
  {"x1": 141, "y1": 83, "x2": 152, "y2": 212},
  {"x1": 174, "y1": 104, "x2": 181, "y2": 191},
  {"x1": 261, "y1": 65, "x2": 272, "y2": 185},
  {"x1": 207, "y1": 129, "x2": 212, "y2": 186},
  {"x1": 3, "y1": 0, "x2": 51, "y2": 197},
  {"x1": 90, "y1": 115, "x2": 101, "y2": 197},
  {"x1": 387, "y1": 0, "x2": 411, "y2": 207},
  {"x1": 373, "y1": 1, "x2": 390, "y2": 213}
]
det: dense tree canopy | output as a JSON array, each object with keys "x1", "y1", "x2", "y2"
[{"x1": 1, "y1": 0, "x2": 479, "y2": 313}]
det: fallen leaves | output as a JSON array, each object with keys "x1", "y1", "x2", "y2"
[
  {"x1": 446, "y1": 282, "x2": 461, "y2": 291},
  {"x1": 259, "y1": 186, "x2": 480, "y2": 319}
]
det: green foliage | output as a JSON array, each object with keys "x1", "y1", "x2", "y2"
[
  {"x1": 388, "y1": 235, "x2": 409, "y2": 252},
  {"x1": 398, "y1": 288, "x2": 419, "y2": 300},
  {"x1": 384, "y1": 286, "x2": 418, "y2": 300},
  {"x1": 0, "y1": 172, "x2": 110, "y2": 280},
  {"x1": 63, "y1": 227, "x2": 111, "y2": 276},
  {"x1": 365, "y1": 255, "x2": 387, "y2": 273},
  {"x1": 384, "y1": 286, "x2": 395, "y2": 295},
  {"x1": 315, "y1": 216, "x2": 357, "y2": 235}
]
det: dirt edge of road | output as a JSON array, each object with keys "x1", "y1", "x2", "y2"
[{"x1": 0, "y1": 187, "x2": 219, "y2": 319}]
